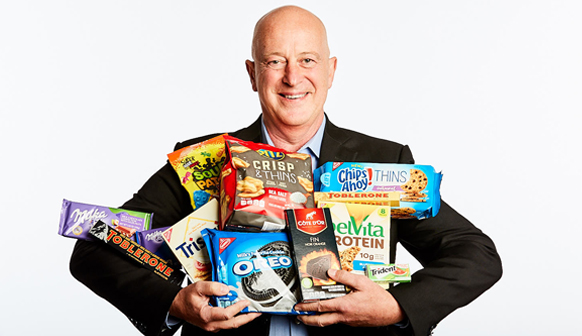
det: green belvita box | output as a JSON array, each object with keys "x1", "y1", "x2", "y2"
[{"x1": 285, "y1": 208, "x2": 348, "y2": 302}]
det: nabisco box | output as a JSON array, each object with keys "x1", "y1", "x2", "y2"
[
  {"x1": 317, "y1": 202, "x2": 391, "y2": 288},
  {"x1": 162, "y1": 199, "x2": 219, "y2": 282},
  {"x1": 285, "y1": 208, "x2": 348, "y2": 302}
]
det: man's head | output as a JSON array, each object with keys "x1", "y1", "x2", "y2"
[{"x1": 246, "y1": 6, "x2": 337, "y2": 136}]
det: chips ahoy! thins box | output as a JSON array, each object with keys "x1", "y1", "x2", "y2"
[{"x1": 314, "y1": 162, "x2": 442, "y2": 219}]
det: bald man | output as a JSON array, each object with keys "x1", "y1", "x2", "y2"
[{"x1": 70, "y1": 6, "x2": 501, "y2": 336}]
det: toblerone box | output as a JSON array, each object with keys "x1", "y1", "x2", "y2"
[
  {"x1": 89, "y1": 220, "x2": 184, "y2": 285},
  {"x1": 285, "y1": 208, "x2": 348, "y2": 302},
  {"x1": 162, "y1": 199, "x2": 219, "y2": 282},
  {"x1": 314, "y1": 191, "x2": 400, "y2": 207},
  {"x1": 317, "y1": 202, "x2": 392, "y2": 289}
]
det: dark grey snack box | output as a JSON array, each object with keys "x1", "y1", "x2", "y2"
[{"x1": 285, "y1": 208, "x2": 348, "y2": 302}]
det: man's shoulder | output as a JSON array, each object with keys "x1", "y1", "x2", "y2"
[
  {"x1": 324, "y1": 118, "x2": 414, "y2": 164},
  {"x1": 329, "y1": 123, "x2": 404, "y2": 148}
]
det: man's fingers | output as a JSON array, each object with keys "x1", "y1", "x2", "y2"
[
  {"x1": 204, "y1": 312, "x2": 262, "y2": 332},
  {"x1": 298, "y1": 312, "x2": 343, "y2": 327},
  {"x1": 201, "y1": 299, "x2": 252, "y2": 322},
  {"x1": 327, "y1": 268, "x2": 366, "y2": 289},
  {"x1": 295, "y1": 296, "x2": 342, "y2": 313},
  {"x1": 195, "y1": 281, "x2": 230, "y2": 297}
]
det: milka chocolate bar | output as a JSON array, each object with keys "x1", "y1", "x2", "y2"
[
  {"x1": 135, "y1": 226, "x2": 179, "y2": 266},
  {"x1": 285, "y1": 208, "x2": 347, "y2": 302},
  {"x1": 89, "y1": 220, "x2": 184, "y2": 285},
  {"x1": 58, "y1": 199, "x2": 152, "y2": 241}
]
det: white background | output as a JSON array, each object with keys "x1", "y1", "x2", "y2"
[{"x1": 1, "y1": 1, "x2": 581, "y2": 335}]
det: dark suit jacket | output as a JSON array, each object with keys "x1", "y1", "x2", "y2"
[{"x1": 70, "y1": 116, "x2": 502, "y2": 336}]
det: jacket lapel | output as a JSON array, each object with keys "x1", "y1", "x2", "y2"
[
  {"x1": 231, "y1": 116, "x2": 263, "y2": 143},
  {"x1": 319, "y1": 115, "x2": 359, "y2": 167}
]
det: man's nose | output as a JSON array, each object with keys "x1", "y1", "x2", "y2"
[{"x1": 283, "y1": 62, "x2": 302, "y2": 86}]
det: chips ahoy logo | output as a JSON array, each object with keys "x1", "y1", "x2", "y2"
[
  {"x1": 337, "y1": 167, "x2": 373, "y2": 192},
  {"x1": 295, "y1": 209, "x2": 327, "y2": 235}
]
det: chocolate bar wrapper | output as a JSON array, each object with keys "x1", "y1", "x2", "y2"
[
  {"x1": 314, "y1": 191, "x2": 400, "y2": 207},
  {"x1": 314, "y1": 163, "x2": 442, "y2": 219},
  {"x1": 58, "y1": 199, "x2": 152, "y2": 241},
  {"x1": 285, "y1": 208, "x2": 348, "y2": 302},
  {"x1": 135, "y1": 227, "x2": 179, "y2": 267},
  {"x1": 162, "y1": 199, "x2": 218, "y2": 283},
  {"x1": 89, "y1": 220, "x2": 184, "y2": 285}
]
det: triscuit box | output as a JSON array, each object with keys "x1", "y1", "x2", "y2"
[
  {"x1": 318, "y1": 202, "x2": 391, "y2": 288},
  {"x1": 162, "y1": 198, "x2": 219, "y2": 282}
]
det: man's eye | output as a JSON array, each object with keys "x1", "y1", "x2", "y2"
[
  {"x1": 302, "y1": 58, "x2": 316, "y2": 67},
  {"x1": 267, "y1": 60, "x2": 285, "y2": 68}
]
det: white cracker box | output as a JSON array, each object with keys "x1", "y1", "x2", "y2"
[{"x1": 162, "y1": 199, "x2": 219, "y2": 282}]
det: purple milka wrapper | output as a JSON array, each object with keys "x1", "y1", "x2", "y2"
[
  {"x1": 136, "y1": 227, "x2": 179, "y2": 266},
  {"x1": 58, "y1": 199, "x2": 153, "y2": 241}
]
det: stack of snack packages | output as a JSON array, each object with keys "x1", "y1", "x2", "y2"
[
  {"x1": 162, "y1": 136, "x2": 439, "y2": 311},
  {"x1": 60, "y1": 134, "x2": 444, "y2": 314}
]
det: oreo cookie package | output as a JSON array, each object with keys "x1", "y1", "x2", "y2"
[{"x1": 202, "y1": 229, "x2": 306, "y2": 314}]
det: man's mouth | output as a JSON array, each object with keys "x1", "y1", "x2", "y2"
[{"x1": 280, "y1": 93, "x2": 308, "y2": 100}]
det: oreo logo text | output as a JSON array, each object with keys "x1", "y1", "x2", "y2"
[{"x1": 233, "y1": 256, "x2": 292, "y2": 276}]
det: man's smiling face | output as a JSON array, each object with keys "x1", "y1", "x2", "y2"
[{"x1": 246, "y1": 7, "x2": 337, "y2": 131}]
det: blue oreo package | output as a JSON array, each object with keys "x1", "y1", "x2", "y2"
[{"x1": 202, "y1": 229, "x2": 306, "y2": 314}]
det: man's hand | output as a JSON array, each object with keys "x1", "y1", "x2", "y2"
[
  {"x1": 169, "y1": 281, "x2": 261, "y2": 332},
  {"x1": 295, "y1": 269, "x2": 405, "y2": 327}
]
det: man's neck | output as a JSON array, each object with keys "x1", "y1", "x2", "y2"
[{"x1": 262, "y1": 114, "x2": 325, "y2": 152}]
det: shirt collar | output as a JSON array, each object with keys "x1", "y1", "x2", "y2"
[{"x1": 260, "y1": 115, "x2": 326, "y2": 160}]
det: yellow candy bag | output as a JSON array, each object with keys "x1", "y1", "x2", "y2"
[{"x1": 167, "y1": 134, "x2": 227, "y2": 210}]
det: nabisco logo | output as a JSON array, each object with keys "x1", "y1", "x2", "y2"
[
  {"x1": 219, "y1": 237, "x2": 236, "y2": 254},
  {"x1": 295, "y1": 208, "x2": 326, "y2": 235}
]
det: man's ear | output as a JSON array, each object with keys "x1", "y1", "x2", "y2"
[
  {"x1": 245, "y1": 60, "x2": 258, "y2": 92},
  {"x1": 327, "y1": 56, "x2": 337, "y2": 89}
]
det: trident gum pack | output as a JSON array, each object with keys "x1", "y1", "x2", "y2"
[
  {"x1": 314, "y1": 162, "x2": 442, "y2": 219},
  {"x1": 167, "y1": 134, "x2": 227, "y2": 210}
]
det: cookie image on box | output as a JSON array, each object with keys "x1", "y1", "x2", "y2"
[
  {"x1": 401, "y1": 169, "x2": 428, "y2": 193},
  {"x1": 241, "y1": 241, "x2": 298, "y2": 307}
]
